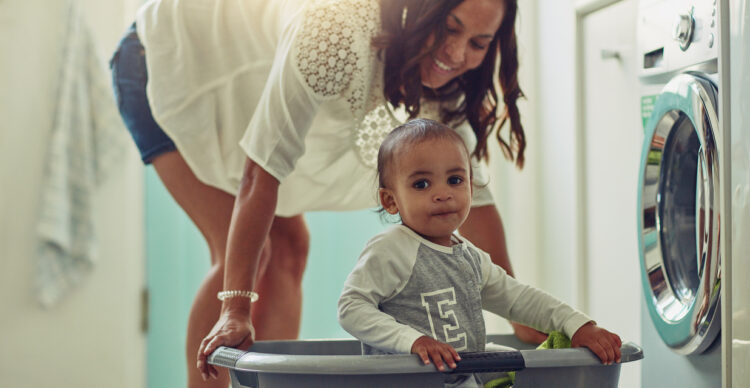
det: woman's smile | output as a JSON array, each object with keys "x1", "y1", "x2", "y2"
[{"x1": 432, "y1": 56, "x2": 457, "y2": 74}]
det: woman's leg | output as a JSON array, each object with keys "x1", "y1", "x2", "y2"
[
  {"x1": 151, "y1": 150, "x2": 271, "y2": 388},
  {"x1": 151, "y1": 151, "x2": 309, "y2": 386},
  {"x1": 110, "y1": 21, "x2": 303, "y2": 388},
  {"x1": 253, "y1": 215, "x2": 310, "y2": 340}
]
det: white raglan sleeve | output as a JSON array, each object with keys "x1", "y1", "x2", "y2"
[
  {"x1": 477, "y1": 249, "x2": 593, "y2": 340},
  {"x1": 338, "y1": 233, "x2": 425, "y2": 354}
]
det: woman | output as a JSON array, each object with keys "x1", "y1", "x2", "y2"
[{"x1": 110, "y1": 0, "x2": 540, "y2": 386}]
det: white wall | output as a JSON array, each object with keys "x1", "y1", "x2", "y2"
[
  {"x1": 483, "y1": 0, "x2": 542, "y2": 333},
  {"x1": 0, "y1": 1, "x2": 145, "y2": 387},
  {"x1": 534, "y1": 0, "x2": 581, "y2": 307},
  {"x1": 487, "y1": 0, "x2": 541, "y2": 288}
]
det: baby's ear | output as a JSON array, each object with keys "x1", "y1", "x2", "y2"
[{"x1": 378, "y1": 188, "x2": 399, "y2": 215}]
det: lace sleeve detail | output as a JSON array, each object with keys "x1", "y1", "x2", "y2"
[{"x1": 292, "y1": 0, "x2": 379, "y2": 102}]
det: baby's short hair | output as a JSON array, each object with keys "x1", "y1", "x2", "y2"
[{"x1": 376, "y1": 118, "x2": 470, "y2": 189}]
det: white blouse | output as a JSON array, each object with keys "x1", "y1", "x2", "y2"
[{"x1": 136, "y1": 0, "x2": 493, "y2": 216}]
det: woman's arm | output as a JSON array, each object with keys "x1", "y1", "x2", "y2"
[
  {"x1": 459, "y1": 205, "x2": 548, "y2": 344},
  {"x1": 459, "y1": 205, "x2": 514, "y2": 276},
  {"x1": 196, "y1": 158, "x2": 280, "y2": 379}
]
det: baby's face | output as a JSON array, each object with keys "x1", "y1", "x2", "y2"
[{"x1": 380, "y1": 138, "x2": 472, "y2": 246}]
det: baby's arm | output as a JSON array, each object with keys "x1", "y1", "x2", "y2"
[
  {"x1": 476, "y1": 249, "x2": 622, "y2": 363},
  {"x1": 338, "y1": 233, "x2": 462, "y2": 371},
  {"x1": 571, "y1": 321, "x2": 622, "y2": 364},
  {"x1": 337, "y1": 235, "x2": 425, "y2": 354}
]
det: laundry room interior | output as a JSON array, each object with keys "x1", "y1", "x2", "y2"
[{"x1": 1, "y1": 0, "x2": 748, "y2": 387}]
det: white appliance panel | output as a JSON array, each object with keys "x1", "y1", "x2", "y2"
[{"x1": 729, "y1": 0, "x2": 750, "y2": 386}]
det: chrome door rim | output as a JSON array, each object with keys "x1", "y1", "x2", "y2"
[{"x1": 637, "y1": 73, "x2": 721, "y2": 355}]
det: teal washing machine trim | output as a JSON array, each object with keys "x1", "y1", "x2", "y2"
[
  {"x1": 637, "y1": 74, "x2": 721, "y2": 354},
  {"x1": 638, "y1": 87, "x2": 696, "y2": 347}
]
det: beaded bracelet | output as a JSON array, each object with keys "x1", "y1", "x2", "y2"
[{"x1": 217, "y1": 290, "x2": 259, "y2": 303}]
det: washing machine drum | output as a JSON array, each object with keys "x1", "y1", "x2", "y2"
[{"x1": 638, "y1": 73, "x2": 721, "y2": 355}]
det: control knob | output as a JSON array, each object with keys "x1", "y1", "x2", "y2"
[{"x1": 673, "y1": 12, "x2": 695, "y2": 51}]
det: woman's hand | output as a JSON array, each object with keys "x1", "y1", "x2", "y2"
[
  {"x1": 196, "y1": 311, "x2": 255, "y2": 380},
  {"x1": 571, "y1": 321, "x2": 622, "y2": 365},
  {"x1": 196, "y1": 159, "x2": 277, "y2": 379},
  {"x1": 410, "y1": 335, "x2": 461, "y2": 372},
  {"x1": 511, "y1": 322, "x2": 548, "y2": 344}
]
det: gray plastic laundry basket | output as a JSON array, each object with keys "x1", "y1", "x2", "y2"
[{"x1": 208, "y1": 334, "x2": 643, "y2": 388}]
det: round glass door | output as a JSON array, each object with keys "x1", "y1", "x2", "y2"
[{"x1": 637, "y1": 73, "x2": 721, "y2": 355}]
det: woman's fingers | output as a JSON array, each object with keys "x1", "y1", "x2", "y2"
[
  {"x1": 204, "y1": 334, "x2": 227, "y2": 356},
  {"x1": 195, "y1": 314, "x2": 255, "y2": 380},
  {"x1": 196, "y1": 350, "x2": 211, "y2": 380},
  {"x1": 196, "y1": 334, "x2": 213, "y2": 379},
  {"x1": 237, "y1": 330, "x2": 256, "y2": 350},
  {"x1": 197, "y1": 334, "x2": 224, "y2": 380}
]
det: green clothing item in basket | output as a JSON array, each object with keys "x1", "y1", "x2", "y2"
[
  {"x1": 483, "y1": 332, "x2": 571, "y2": 388},
  {"x1": 537, "y1": 331, "x2": 572, "y2": 350}
]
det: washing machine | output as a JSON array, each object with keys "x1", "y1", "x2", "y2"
[{"x1": 636, "y1": 0, "x2": 723, "y2": 386}]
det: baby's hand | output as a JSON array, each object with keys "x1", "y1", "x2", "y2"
[
  {"x1": 571, "y1": 322, "x2": 622, "y2": 365},
  {"x1": 410, "y1": 335, "x2": 461, "y2": 372}
]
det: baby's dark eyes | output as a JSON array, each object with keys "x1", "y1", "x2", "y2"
[
  {"x1": 448, "y1": 175, "x2": 464, "y2": 185},
  {"x1": 412, "y1": 179, "x2": 430, "y2": 189}
]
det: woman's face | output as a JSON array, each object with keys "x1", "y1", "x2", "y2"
[{"x1": 420, "y1": 0, "x2": 506, "y2": 89}]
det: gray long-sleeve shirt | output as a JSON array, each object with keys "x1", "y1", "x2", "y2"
[{"x1": 338, "y1": 225, "x2": 593, "y2": 356}]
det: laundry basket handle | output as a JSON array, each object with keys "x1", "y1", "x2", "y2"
[
  {"x1": 450, "y1": 351, "x2": 526, "y2": 374},
  {"x1": 210, "y1": 347, "x2": 246, "y2": 368}
]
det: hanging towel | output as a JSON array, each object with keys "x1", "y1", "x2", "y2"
[{"x1": 35, "y1": 0, "x2": 128, "y2": 307}]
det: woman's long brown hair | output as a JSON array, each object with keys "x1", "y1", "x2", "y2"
[{"x1": 374, "y1": 0, "x2": 526, "y2": 168}]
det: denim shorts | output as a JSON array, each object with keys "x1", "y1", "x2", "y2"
[{"x1": 110, "y1": 24, "x2": 176, "y2": 164}]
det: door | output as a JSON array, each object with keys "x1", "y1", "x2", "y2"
[{"x1": 580, "y1": 1, "x2": 640, "y2": 387}]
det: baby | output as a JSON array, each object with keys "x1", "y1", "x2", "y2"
[{"x1": 338, "y1": 118, "x2": 622, "y2": 387}]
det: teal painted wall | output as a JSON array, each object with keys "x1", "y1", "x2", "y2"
[
  {"x1": 145, "y1": 168, "x2": 387, "y2": 387},
  {"x1": 300, "y1": 210, "x2": 388, "y2": 339},
  {"x1": 145, "y1": 168, "x2": 209, "y2": 388}
]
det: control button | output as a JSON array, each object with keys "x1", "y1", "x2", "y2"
[
  {"x1": 674, "y1": 12, "x2": 695, "y2": 51},
  {"x1": 708, "y1": 33, "x2": 715, "y2": 48}
]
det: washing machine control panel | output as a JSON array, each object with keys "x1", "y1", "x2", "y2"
[
  {"x1": 638, "y1": 0, "x2": 718, "y2": 79},
  {"x1": 673, "y1": 11, "x2": 694, "y2": 50}
]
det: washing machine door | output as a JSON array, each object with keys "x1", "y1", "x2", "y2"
[{"x1": 638, "y1": 73, "x2": 721, "y2": 355}]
